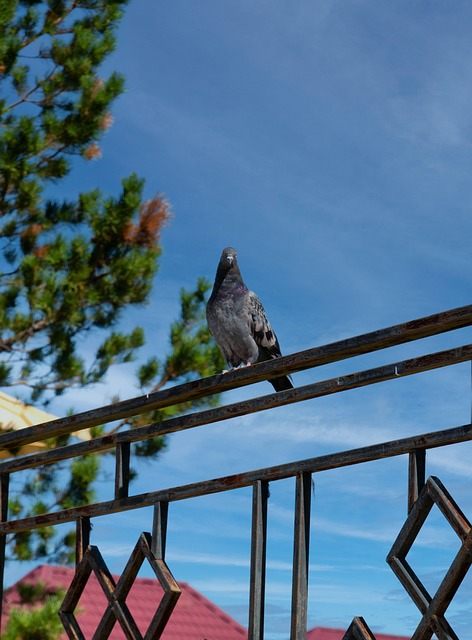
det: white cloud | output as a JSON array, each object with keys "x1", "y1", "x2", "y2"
[
  {"x1": 165, "y1": 549, "x2": 334, "y2": 573},
  {"x1": 428, "y1": 446, "x2": 472, "y2": 478},
  {"x1": 388, "y1": 46, "x2": 472, "y2": 148}
]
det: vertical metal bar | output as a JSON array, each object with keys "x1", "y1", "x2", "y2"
[
  {"x1": 248, "y1": 480, "x2": 269, "y2": 640},
  {"x1": 0, "y1": 474, "x2": 9, "y2": 634},
  {"x1": 408, "y1": 449, "x2": 426, "y2": 513},
  {"x1": 75, "y1": 517, "x2": 91, "y2": 565},
  {"x1": 115, "y1": 442, "x2": 131, "y2": 500},
  {"x1": 290, "y1": 472, "x2": 312, "y2": 640},
  {"x1": 152, "y1": 501, "x2": 169, "y2": 560}
]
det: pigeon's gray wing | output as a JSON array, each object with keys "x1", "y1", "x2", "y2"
[
  {"x1": 247, "y1": 291, "x2": 283, "y2": 359},
  {"x1": 246, "y1": 292, "x2": 293, "y2": 391}
]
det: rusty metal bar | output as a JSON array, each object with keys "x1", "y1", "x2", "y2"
[
  {"x1": 1, "y1": 343, "x2": 471, "y2": 477},
  {"x1": 411, "y1": 537, "x2": 472, "y2": 640},
  {"x1": 147, "y1": 566, "x2": 181, "y2": 638},
  {"x1": 427, "y1": 617, "x2": 460, "y2": 640},
  {"x1": 151, "y1": 501, "x2": 169, "y2": 561},
  {"x1": 59, "y1": 547, "x2": 95, "y2": 638},
  {"x1": 408, "y1": 449, "x2": 426, "y2": 513},
  {"x1": 290, "y1": 472, "x2": 312, "y2": 640},
  {"x1": 426, "y1": 476, "x2": 471, "y2": 541},
  {"x1": 248, "y1": 480, "x2": 269, "y2": 640},
  {"x1": 343, "y1": 616, "x2": 378, "y2": 639},
  {"x1": 94, "y1": 535, "x2": 151, "y2": 640},
  {"x1": 141, "y1": 531, "x2": 181, "y2": 638},
  {"x1": 90, "y1": 545, "x2": 141, "y2": 640},
  {"x1": 2, "y1": 422, "x2": 472, "y2": 535},
  {"x1": 388, "y1": 555, "x2": 431, "y2": 612},
  {"x1": 388, "y1": 481, "x2": 435, "y2": 572},
  {"x1": 75, "y1": 517, "x2": 91, "y2": 565},
  {"x1": 0, "y1": 474, "x2": 9, "y2": 633},
  {"x1": 115, "y1": 442, "x2": 131, "y2": 500},
  {"x1": 0, "y1": 305, "x2": 470, "y2": 451},
  {"x1": 0, "y1": 305, "x2": 468, "y2": 638}
]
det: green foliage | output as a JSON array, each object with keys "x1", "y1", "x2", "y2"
[
  {"x1": 3, "y1": 583, "x2": 65, "y2": 640},
  {"x1": 128, "y1": 277, "x2": 226, "y2": 460},
  {"x1": 0, "y1": 0, "x2": 225, "y2": 567},
  {"x1": 7, "y1": 279, "x2": 225, "y2": 563},
  {"x1": 17, "y1": 581, "x2": 49, "y2": 604},
  {"x1": 0, "y1": 0, "x2": 163, "y2": 402}
]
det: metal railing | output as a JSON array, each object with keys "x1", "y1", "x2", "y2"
[{"x1": 0, "y1": 304, "x2": 471, "y2": 639}]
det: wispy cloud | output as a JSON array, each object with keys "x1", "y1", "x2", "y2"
[
  {"x1": 428, "y1": 446, "x2": 472, "y2": 479},
  {"x1": 166, "y1": 549, "x2": 334, "y2": 573},
  {"x1": 387, "y1": 43, "x2": 472, "y2": 148}
]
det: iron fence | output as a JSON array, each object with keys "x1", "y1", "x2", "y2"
[{"x1": 0, "y1": 304, "x2": 471, "y2": 639}]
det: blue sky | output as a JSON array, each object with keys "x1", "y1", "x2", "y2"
[{"x1": 5, "y1": 1, "x2": 472, "y2": 638}]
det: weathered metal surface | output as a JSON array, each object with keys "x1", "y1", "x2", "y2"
[
  {"x1": 1, "y1": 343, "x2": 471, "y2": 477},
  {"x1": 2, "y1": 422, "x2": 472, "y2": 536},
  {"x1": 408, "y1": 449, "x2": 426, "y2": 513},
  {"x1": 342, "y1": 616, "x2": 378, "y2": 639},
  {"x1": 60, "y1": 533, "x2": 181, "y2": 640},
  {"x1": 151, "y1": 502, "x2": 169, "y2": 561},
  {"x1": 387, "y1": 477, "x2": 472, "y2": 640},
  {"x1": 427, "y1": 476, "x2": 470, "y2": 540},
  {"x1": 0, "y1": 304, "x2": 470, "y2": 452},
  {"x1": 121, "y1": 532, "x2": 180, "y2": 639},
  {"x1": 248, "y1": 480, "x2": 269, "y2": 640},
  {"x1": 59, "y1": 544, "x2": 111, "y2": 640},
  {"x1": 115, "y1": 442, "x2": 131, "y2": 500},
  {"x1": 291, "y1": 472, "x2": 312, "y2": 640},
  {"x1": 0, "y1": 305, "x2": 470, "y2": 638},
  {"x1": 413, "y1": 539, "x2": 472, "y2": 640},
  {"x1": 75, "y1": 517, "x2": 91, "y2": 566}
]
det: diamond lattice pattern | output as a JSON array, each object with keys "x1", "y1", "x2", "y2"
[
  {"x1": 59, "y1": 532, "x2": 181, "y2": 640},
  {"x1": 387, "y1": 476, "x2": 472, "y2": 640}
]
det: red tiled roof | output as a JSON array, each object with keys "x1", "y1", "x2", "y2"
[
  {"x1": 307, "y1": 626, "x2": 409, "y2": 640},
  {"x1": 3, "y1": 565, "x2": 247, "y2": 640}
]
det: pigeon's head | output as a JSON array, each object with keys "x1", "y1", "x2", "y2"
[{"x1": 220, "y1": 247, "x2": 238, "y2": 270}]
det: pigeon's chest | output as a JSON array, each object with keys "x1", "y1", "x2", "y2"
[{"x1": 211, "y1": 292, "x2": 249, "y2": 332}]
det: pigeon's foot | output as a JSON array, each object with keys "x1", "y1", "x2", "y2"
[{"x1": 221, "y1": 363, "x2": 252, "y2": 374}]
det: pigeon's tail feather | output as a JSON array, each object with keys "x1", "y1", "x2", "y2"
[{"x1": 269, "y1": 374, "x2": 294, "y2": 392}]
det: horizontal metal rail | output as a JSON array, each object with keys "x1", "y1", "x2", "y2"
[
  {"x1": 0, "y1": 304, "x2": 471, "y2": 640},
  {"x1": 1, "y1": 421, "x2": 471, "y2": 535},
  {"x1": 0, "y1": 342, "x2": 470, "y2": 475},
  {"x1": 0, "y1": 304, "x2": 470, "y2": 451}
]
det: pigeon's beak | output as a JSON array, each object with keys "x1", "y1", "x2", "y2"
[{"x1": 227, "y1": 255, "x2": 234, "y2": 266}]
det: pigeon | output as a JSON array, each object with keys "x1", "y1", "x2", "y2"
[{"x1": 206, "y1": 247, "x2": 293, "y2": 392}]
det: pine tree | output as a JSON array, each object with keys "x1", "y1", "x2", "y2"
[
  {"x1": 0, "y1": 0, "x2": 225, "y2": 562},
  {"x1": 2, "y1": 582, "x2": 65, "y2": 640}
]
